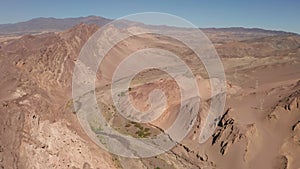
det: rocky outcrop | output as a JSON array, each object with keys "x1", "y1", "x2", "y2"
[
  {"x1": 20, "y1": 118, "x2": 115, "y2": 169},
  {"x1": 212, "y1": 109, "x2": 243, "y2": 155},
  {"x1": 276, "y1": 90, "x2": 300, "y2": 111},
  {"x1": 0, "y1": 101, "x2": 25, "y2": 168}
]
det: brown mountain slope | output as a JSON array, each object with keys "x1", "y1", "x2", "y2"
[{"x1": 0, "y1": 24, "x2": 120, "y2": 169}]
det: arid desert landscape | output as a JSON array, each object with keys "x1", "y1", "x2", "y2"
[{"x1": 0, "y1": 15, "x2": 299, "y2": 169}]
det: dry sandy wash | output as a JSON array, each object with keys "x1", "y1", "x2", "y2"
[{"x1": 0, "y1": 22, "x2": 299, "y2": 169}]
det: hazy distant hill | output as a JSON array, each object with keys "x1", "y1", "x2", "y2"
[
  {"x1": 0, "y1": 16, "x2": 112, "y2": 35},
  {"x1": 200, "y1": 27, "x2": 298, "y2": 44}
]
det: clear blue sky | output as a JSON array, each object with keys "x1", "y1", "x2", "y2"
[{"x1": 1, "y1": 0, "x2": 299, "y2": 33}]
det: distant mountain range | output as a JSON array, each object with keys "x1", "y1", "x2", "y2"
[
  {"x1": 0, "y1": 16, "x2": 112, "y2": 35},
  {"x1": 0, "y1": 16, "x2": 297, "y2": 37}
]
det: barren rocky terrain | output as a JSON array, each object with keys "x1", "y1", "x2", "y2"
[{"x1": 0, "y1": 17, "x2": 299, "y2": 169}]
